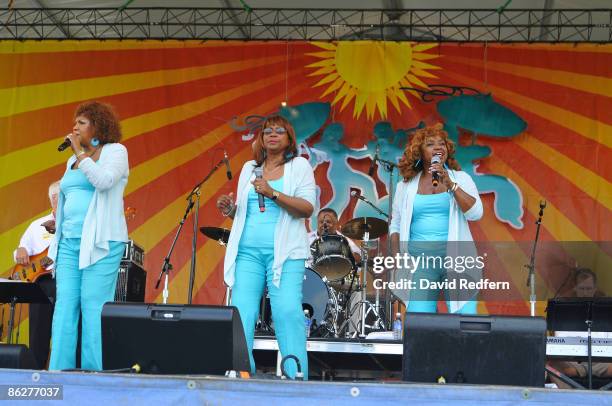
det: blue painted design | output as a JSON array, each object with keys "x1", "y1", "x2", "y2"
[
  {"x1": 234, "y1": 94, "x2": 526, "y2": 230},
  {"x1": 437, "y1": 94, "x2": 525, "y2": 229},
  {"x1": 310, "y1": 122, "x2": 379, "y2": 226}
]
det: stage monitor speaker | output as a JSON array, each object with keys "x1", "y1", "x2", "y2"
[
  {"x1": 0, "y1": 344, "x2": 38, "y2": 369},
  {"x1": 114, "y1": 261, "x2": 146, "y2": 302},
  {"x1": 102, "y1": 303, "x2": 250, "y2": 375},
  {"x1": 402, "y1": 313, "x2": 546, "y2": 387}
]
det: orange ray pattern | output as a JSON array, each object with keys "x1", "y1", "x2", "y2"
[{"x1": 1, "y1": 41, "x2": 610, "y2": 343}]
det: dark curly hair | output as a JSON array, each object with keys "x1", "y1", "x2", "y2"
[
  {"x1": 74, "y1": 101, "x2": 122, "y2": 144},
  {"x1": 397, "y1": 123, "x2": 460, "y2": 181},
  {"x1": 252, "y1": 115, "x2": 298, "y2": 166}
]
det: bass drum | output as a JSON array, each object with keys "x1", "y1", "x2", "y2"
[
  {"x1": 302, "y1": 267, "x2": 338, "y2": 335},
  {"x1": 258, "y1": 268, "x2": 338, "y2": 337}
]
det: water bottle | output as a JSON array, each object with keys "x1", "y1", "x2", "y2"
[
  {"x1": 304, "y1": 309, "x2": 311, "y2": 338},
  {"x1": 392, "y1": 312, "x2": 402, "y2": 340}
]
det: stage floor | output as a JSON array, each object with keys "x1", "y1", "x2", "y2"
[{"x1": 0, "y1": 368, "x2": 608, "y2": 406}]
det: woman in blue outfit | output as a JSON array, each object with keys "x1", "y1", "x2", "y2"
[
  {"x1": 216, "y1": 115, "x2": 315, "y2": 379},
  {"x1": 390, "y1": 123, "x2": 483, "y2": 315},
  {"x1": 48, "y1": 101, "x2": 129, "y2": 370}
]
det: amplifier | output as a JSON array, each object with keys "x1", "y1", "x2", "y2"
[
  {"x1": 114, "y1": 260, "x2": 146, "y2": 302},
  {"x1": 122, "y1": 240, "x2": 144, "y2": 268}
]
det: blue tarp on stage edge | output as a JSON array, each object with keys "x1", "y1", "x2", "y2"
[{"x1": 0, "y1": 368, "x2": 609, "y2": 405}]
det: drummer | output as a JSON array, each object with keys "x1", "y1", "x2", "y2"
[{"x1": 308, "y1": 208, "x2": 361, "y2": 268}]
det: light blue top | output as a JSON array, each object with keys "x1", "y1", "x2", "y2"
[
  {"x1": 60, "y1": 168, "x2": 95, "y2": 238},
  {"x1": 224, "y1": 157, "x2": 316, "y2": 289},
  {"x1": 409, "y1": 192, "x2": 451, "y2": 242},
  {"x1": 49, "y1": 143, "x2": 129, "y2": 271},
  {"x1": 240, "y1": 177, "x2": 284, "y2": 249},
  {"x1": 390, "y1": 170, "x2": 483, "y2": 313}
]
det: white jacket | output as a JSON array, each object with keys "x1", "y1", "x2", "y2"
[
  {"x1": 390, "y1": 170, "x2": 483, "y2": 240},
  {"x1": 224, "y1": 157, "x2": 316, "y2": 288},
  {"x1": 390, "y1": 169, "x2": 483, "y2": 312},
  {"x1": 48, "y1": 143, "x2": 129, "y2": 271}
]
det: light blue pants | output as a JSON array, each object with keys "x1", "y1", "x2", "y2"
[
  {"x1": 407, "y1": 265, "x2": 477, "y2": 314},
  {"x1": 49, "y1": 238, "x2": 124, "y2": 371},
  {"x1": 232, "y1": 246, "x2": 308, "y2": 379}
]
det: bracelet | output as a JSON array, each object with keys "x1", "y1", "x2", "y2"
[
  {"x1": 222, "y1": 205, "x2": 234, "y2": 217},
  {"x1": 450, "y1": 182, "x2": 459, "y2": 193}
]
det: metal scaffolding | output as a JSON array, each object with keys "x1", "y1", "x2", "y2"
[{"x1": 1, "y1": 7, "x2": 610, "y2": 42}]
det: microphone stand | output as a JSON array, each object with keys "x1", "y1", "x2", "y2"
[
  {"x1": 154, "y1": 156, "x2": 227, "y2": 304},
  {"x1": 525, "y1": 200, "x2": 546, "y2": 317},
  {"x1": 374, "y1": 156, "x2": 397, "y2": 328},
  {"x1": 355, "y1": 194, "x2": 389, "y2": 219}
]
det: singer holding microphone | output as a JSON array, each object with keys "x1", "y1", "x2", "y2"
[
  {"x1": 390, "y1": 123, "x2": 482, "y2": 315},
  {"x1": 216, "y1": 115, "x2": 315, "y2": 379},
  {"x1": 48, "y1": 101, "x2": 129, "y2": 371}
]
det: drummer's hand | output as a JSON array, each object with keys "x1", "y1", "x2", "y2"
[
  {"x1": 429, "y1": 161, "x2": 452, "y2": 188},
  {"x1": 252, "y1": 178, "x2": 273, "y2": 198},
  {"x1": 216, "y1": 192, "x2": 234, "y2": 215},
  {"x1": 15, "y1": 247, "x2": 30, "y2": 265}
]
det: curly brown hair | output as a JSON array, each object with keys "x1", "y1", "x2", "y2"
[
  {"x1": 252, "y1": 115, "x2": 298, "y2": 166},
  {"x1": 74, "y1": 101, "x2": 122, "y2": 144},
  {"x1": 397, "y1": 123, "x2": 461, "y2": 181}
]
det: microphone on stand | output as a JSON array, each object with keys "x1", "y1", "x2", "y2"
[
  {"x1": 351, "y1": 190, "x2": 389, "y2": 218},
  {"x1": 431, "y1": 154, "x2": 441, "y2": 187},
  {"x1": 254, "y1": 167, "x2": 265, "y2": 212},
  {"x1": 351, "y1": 190, "x2": 371, "y2": 205},
  {"x1": 57, "y1": 134, "x2": 73, "y2": 152},
  {"x1": 223, "y1": 151, "x2": 232, "y2": 180},
  {"x1": 368, "y1": 144, "x2": 380, "y2": 176}
]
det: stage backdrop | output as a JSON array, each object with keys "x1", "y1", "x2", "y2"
[{"x1": 1, "y1": 40, "x2": 610, "y2": 341}]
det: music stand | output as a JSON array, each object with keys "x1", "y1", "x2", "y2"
[
  {"x1": 546, "y1": 297, "x2": 612, "y2": 390},
  {"x1": 0, "y1": 281, "x2": 50, "y2": 344}
]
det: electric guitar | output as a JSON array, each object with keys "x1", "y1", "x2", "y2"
[
  {"x1": 11, "y1": 248, "x2": 53, "y2": 282},
  {"x1": 10, "y1": 207, "x2": 137, "y2": 283}
]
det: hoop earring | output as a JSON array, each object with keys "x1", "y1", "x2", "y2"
[
  {"x1": 413, "y1": 159, "x2": 422, "y2": 169},
  {"x1": 90, "y1": 138, "x2": 100, "y2": 147}
]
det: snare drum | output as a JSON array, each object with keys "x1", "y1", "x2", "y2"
[{"x1": 310, "y1": 234, "x2": 355, "y2": 282}]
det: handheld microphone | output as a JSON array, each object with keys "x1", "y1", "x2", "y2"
[
  {"x1": 431, "y1": 154, "x2": 441, "y2": 187},
  {"x1": 57, "y1": 134, "x2": 72, "y2": 152},
  {"x1": 368, "y1": 144, "x2": 380, "y2": 176},
  {"x1": 254, "y1": 167, "x2": 265, "y2": 213},
  {"x1": 223, "y1": 151, "x2": 232, "y2": 180}
]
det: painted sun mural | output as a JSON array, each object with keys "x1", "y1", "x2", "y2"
[{"x1": 306, "y1": 41, "x2": 440, "y2": 120}]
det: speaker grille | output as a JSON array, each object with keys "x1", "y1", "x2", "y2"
[{"x1": 114, "y1": 261, "x2": 146, "y2": 302}]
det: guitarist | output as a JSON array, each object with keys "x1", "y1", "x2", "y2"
[{"x1": 13, "y1": 181, "x2": 60, "y2": 369}]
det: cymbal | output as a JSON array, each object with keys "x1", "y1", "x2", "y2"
[
  {"x1": 199, "y1": 226, "x2": 230, "y2": 245},
  {"x1": 341, "y1": 217, "x2": 388, "y2": 240}
]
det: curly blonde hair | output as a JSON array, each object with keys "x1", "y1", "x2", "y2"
[{"x1": 398, "y1": 123, "x2": 460, "y2": 181}]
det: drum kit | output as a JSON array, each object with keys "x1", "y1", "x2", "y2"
[{"x1": 201, "y1": 216, "x2": 390, "y2": 338}]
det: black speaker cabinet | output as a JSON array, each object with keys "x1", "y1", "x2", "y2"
[
  {"x1": 0, "y1": 344, "x2": 38, "y2": 369},
  {"x1": 114, "y1": 261, "x2": 146, "y2": 302},
  {"x1": 102, "y1": 303, "x2": 250, "y2": 375},
  {"x1": 402, "y1": 313, "x2": 546, "y2": 387}
]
